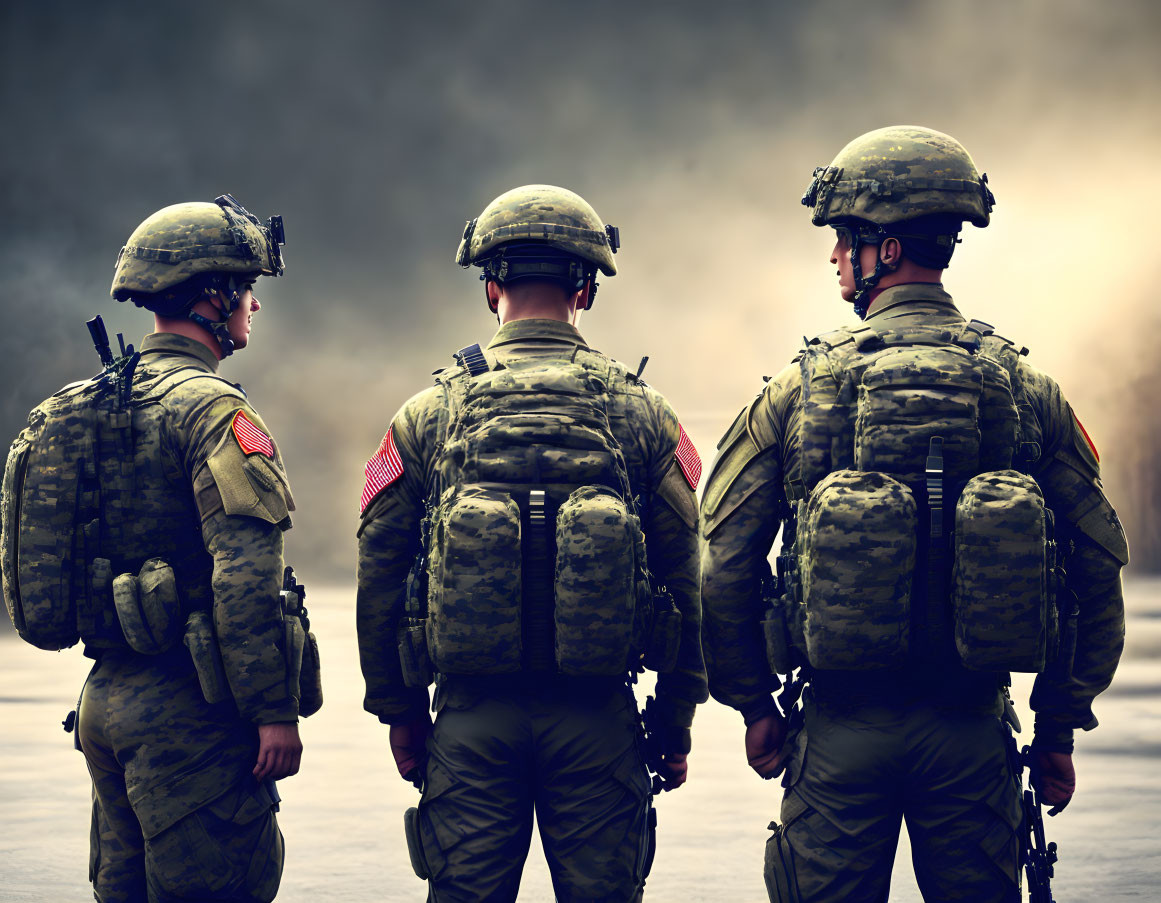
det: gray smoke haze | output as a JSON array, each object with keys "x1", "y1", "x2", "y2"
[{"x1": 3, "y1": 0, "x2": 1160, "y2": 578}]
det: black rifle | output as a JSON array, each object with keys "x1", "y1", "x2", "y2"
[{"x1": 1020, "y1": 744, "x2": 1059, "y2": 903}]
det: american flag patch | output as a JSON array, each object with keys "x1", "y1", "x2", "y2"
[
  {"x1": 361, "y1": 426, "x2": 404, "y2": 513},
  {"x1": 675, "y1": 424, "x2": 701, "y2": 490},
  {"x1": 232, "y1": 410, "x2": 274, "y2": 457},
  {"x1": 1074, "y1": 412, "x2": 1099, "y2": 463}
]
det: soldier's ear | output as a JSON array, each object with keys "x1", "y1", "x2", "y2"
[
  {"x1": 485, "y1": 279, "x2": 501, "y2": 313},
  {"x1": 574, "y1": 281, "x2": 592, "y2": 312},
  {"x1": 880, "y1": 237, "x2": 903, "y2": 270}
]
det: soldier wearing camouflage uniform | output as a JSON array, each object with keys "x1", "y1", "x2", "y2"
[
  {"x1": 357, "y1": 185, "x2": 708, "y2": 902},
  {"x1": 700, "y1": 127, "x2": 1128, "y2": 902},
  {"x1": 4, "y1": 197, "x2": 306, "y2": 902}
]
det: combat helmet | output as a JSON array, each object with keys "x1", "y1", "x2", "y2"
[
  {"x1": 801, "y1": 125, "x2": 995, "y2": 318},
  {"x1": 111, "y1": 194, "x2": 286, "y2": 356},
  {"x1": 456, "y1": 184, "x2": 620, "y2": 309}
]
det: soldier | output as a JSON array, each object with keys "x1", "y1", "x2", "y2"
[
  {"x1": 700, "y1": 127, "x2": 1128, "y2": 902},
  {"x1": 357, "y1": 185, "x2": 708, "y2": 902},
  {"x1": 2, "y1": 195, "x2": 318, "y2": 901}
]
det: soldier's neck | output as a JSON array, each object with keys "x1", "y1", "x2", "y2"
[{"x1": 153, "y1": 315, "x2": 225, "y2": 361}]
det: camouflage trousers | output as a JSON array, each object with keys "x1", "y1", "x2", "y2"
[
  {"x1": 78, "y1": 649, "x2": 284, "y2": 902},
  {"x1": 764, "y1": 695, "x2": 1022, "y2": 903},
  {"x1": 407, "y1": 677, "x2": 655, "y2": 903}
]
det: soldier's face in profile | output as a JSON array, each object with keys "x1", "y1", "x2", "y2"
[
  {"x1": 227, "y1": 283, "x2": 260, "y2": 349},
  {"x1": 830, "y1": 229, "x2": 880, "y2": 305}
]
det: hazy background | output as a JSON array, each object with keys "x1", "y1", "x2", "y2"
[
  {"x1": 3, "y1": 2, "x2": 1161, "y2": 900},
  {"x1": 2, "y1": 0, "x2": 1159, "y2": 578}
]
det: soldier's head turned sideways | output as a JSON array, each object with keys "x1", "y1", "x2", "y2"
[
  {"x1": 455, "y1": 184, "x2": 620, "y2": 326},
  {"x1": 800, "y1": 126, "x2": 995, "y2": 319},
  {"x1": 111, "y1": 194, "x2": 286, "y2": 359}
]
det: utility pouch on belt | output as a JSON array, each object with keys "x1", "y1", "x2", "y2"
[
  {"x1": 398, "y1": 619, "x2": 434, "y2": 688},
  {"x1": 427, "y1": 486, "x2": 523, "y2": 675},
  {"x1": 760, "y1": 563, "x2": 801, "y2": 675},
  {"x1": 183, "y1": 609, "x2": 231, "y2": 705},
  {"x1": 762, "y1": 599, "x2": 797, "y2": 676},
  {"x1": 800, "y1": 470, "x2": 916, "y2": 669},
  {"x1": 280, "y1": 568, "x2": 322, "y2": 717},
  {"x1": 113, "y1": 558, "x2": 182, "y2": 655},
  {"x1": 403, "y1": 806, "x2": 431, "y2": 880},
  {"x1": 554, "y1": 486, "x2": 637, "y2": 675},
  {"x1": 284, "y1": 614, "x2": 306, "y2": 702},
  {"x1": 952, "y1": 470, "x2": 1050, "y2": 672},
  {"x1": 644, "y1": 589, "x2": 682, "y2": 674}
]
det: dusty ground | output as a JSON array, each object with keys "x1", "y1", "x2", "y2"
[{"x1": 2, "y1": 578, "x2": 1158, "y2": 902}]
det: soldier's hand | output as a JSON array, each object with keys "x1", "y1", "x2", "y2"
[
  {"x1": 745, "y1": 712, "x2": 789, "y2": 779},
  {"x1": 254, "y1": 722, "x2": 303, "y2": 781},
  {"x1": 1032, "y1": 748, "x2": 1076, "y2": 813},
  {"x1": 390, "y1": 715, "x2": 434, "y2": 786},
  {"x1": 655, "y1": 752, "x2": 688, "y2": 791}
]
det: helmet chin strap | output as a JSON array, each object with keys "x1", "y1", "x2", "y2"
[
  {"x1": 185, "y1": 277, "x2": 242, "y2": 357},
  {"x1": 848, "y1": 226, "x2": 891, "y2": 320}
]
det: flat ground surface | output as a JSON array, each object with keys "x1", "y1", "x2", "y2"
[{"x1": 2, "y1": 579, "x2": 1158, "y2": 902}]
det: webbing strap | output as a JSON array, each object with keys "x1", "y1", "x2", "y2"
[
  {"x1": 523, "y1": 490, "x2": 555, "y2": 672},
  {"x1": 923, "y1": 436, "x2": 950, "y2": 660},
  {"x1": 455, "y1": 343, "x2": 489, "y2": 377}
]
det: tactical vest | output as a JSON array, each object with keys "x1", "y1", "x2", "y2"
[
  {"x1": 2, "y1": 353, "x2": 226, "y2": 653},
  {"x1": 765, "y1": 320, "x2": 1059, "y2": 675},
  {"x1": 405, "y1": 344, "x2": 667, "y2": 679}
]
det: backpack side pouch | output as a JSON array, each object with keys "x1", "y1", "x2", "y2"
[
  {"x1": 800, "y1": 469, "x2": 916, "y2": 669},
  {"x1": 554, "y1": 486, "x2": 637, "y2": 676},
  {"x1": 952, "y1": 470, "x2": 1048, "y2": 672},
  {"x1": 426, "y1": 486, "x2": 523, "y2": 674}
]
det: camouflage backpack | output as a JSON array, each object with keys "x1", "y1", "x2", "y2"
[
  {"x1": 765, "y1": 319, "x2": 1058, "y2": 675},
  {"x1": 4, "y1": 322, "x2": 200, "y2": 654},
  {"x1": 401, "y1": 343, "x2": 668, "y2": 680},
  {"x1": 1, "y1": 328, "x2": 147, "y2": 650}
]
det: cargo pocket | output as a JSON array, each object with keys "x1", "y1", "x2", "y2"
[
  {"x1": 978, "y1": 752, "x2": 1023, "y2": 889},
  {"x1": 415, "y1": 758, "x2": 467, "y2": 881},
  {"x1": 403, "y1": 806, "x2": 431, "y2": 880},
  {"x1": 764, "y1": 820, "x2": 802, "y2": 903},
  {"x1": 611, "y1": 750, "x2": 654, "y2": 891},
  {"x1": 765, "y1": 739, "x2": 811, "y2": 903},
  {"x1": 145, "y1": 781, "x2": 282, "y2": 902}
]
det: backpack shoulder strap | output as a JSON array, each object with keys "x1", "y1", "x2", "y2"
[{"x1": 141, "y1": 367, "x2": 247, "y2": 405}]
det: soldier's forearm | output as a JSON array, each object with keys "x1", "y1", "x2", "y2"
[
  {"x1": 204, "y1": 515, "x2": 298, "y2": 723},
  {"x1": 357, "y1": 517, "x2": 421, "y2": 719},
  {"x1": 1030, "y1": 538, "x2": 1125, "y2": 735}
]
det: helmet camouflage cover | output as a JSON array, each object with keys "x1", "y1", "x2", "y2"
[
  {"x1": 456, "y1": 184, "x2": 619, "y2": 277},
  {"x1": 111, "y1": 194, "x2": 285, "y2": 301},
  {"x1": 801, "y1": 125, "x2": 995, "y2": 229}
]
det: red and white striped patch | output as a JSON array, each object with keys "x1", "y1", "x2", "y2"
[
  {"x1": 674, "y1": 423, "x2": 702, "y2": 490},
  {"x1": 232, "y1": 410, "x2": 274, "y2": 457},
  {"x1": 361, "y1": 426, "x2": 405, "y2": 513},
  {"x1": 1074, "y1": 412, "x2": 1099, "y2": 463}
]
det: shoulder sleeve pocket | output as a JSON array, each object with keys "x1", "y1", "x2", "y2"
[{"x1": 205, "y1": 429, "x2": 295, "y2": 527}]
